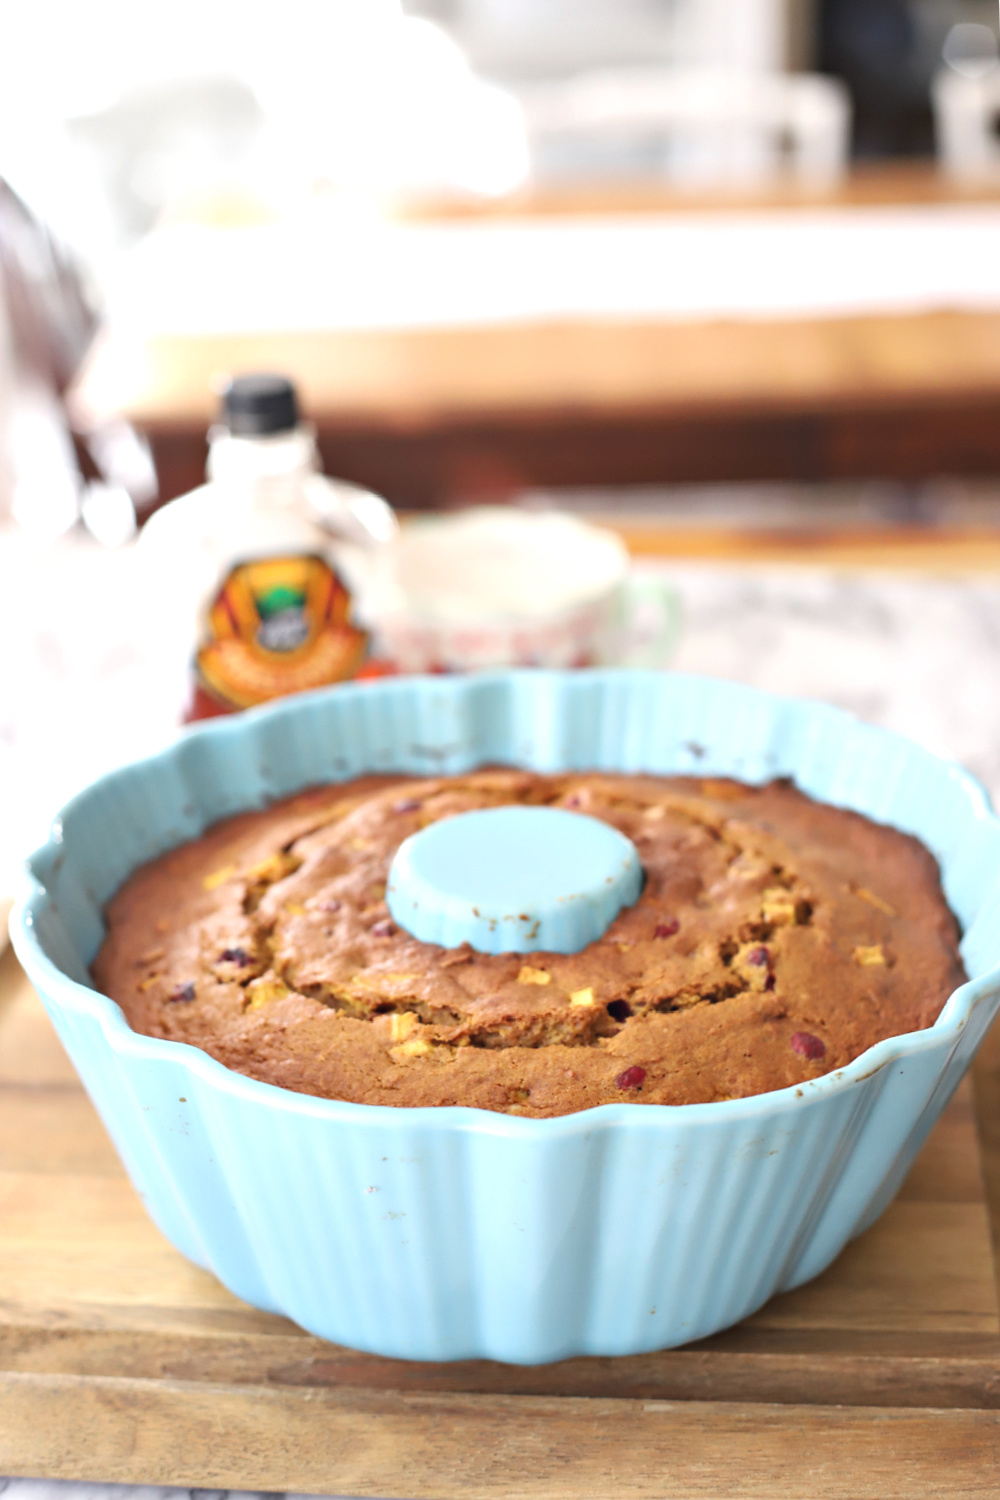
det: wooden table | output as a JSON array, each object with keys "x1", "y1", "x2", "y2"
[{"x1": 70, "y1": 166, "x2": 1000, "y2": 511}]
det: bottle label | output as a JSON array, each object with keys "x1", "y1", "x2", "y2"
[{"x1": 195, "y1": 554, "x2": 369, "y2": 711}]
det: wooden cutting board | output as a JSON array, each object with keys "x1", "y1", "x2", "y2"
[{"x1": 3, "y1": 940, "x2": 1000, "y2": 1499}]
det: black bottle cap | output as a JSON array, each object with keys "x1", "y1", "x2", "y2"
[{"x1": 222, "y1": 374, "x2": 299, "y2": 436}]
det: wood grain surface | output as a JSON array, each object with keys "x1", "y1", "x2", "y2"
[
  {"x1": 3, "y1": 935, "x2": 1000, "y2": 1494},
  {"x1": 72, "y1": 313, "x2": 1000, "y2": 508},
  {"x1": 2, "y1": 1373, "x2": 1000, "y2": 1499},
  {"x1": 74, "y1": 312, "x2": 1000, "y2": 430},
  {"x1": 68, "y1": 165, "x2": 1000, "y2": 505},
  {"x1": 617, "y1": 526, "x2": 1000, "y2": 571},
  {"x1": 406, "y1": 161, "x2": 1000, "y2": 220}
]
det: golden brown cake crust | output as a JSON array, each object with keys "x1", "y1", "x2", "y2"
[{"x1": 91, "y1": 771, "x2": 965, "y2": 1117}]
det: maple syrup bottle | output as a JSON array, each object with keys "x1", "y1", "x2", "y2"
[{"x1": 140, "y1": 375, "x2": 397, "y2": 722}]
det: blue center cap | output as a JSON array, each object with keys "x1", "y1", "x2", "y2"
[{"x1": 386, "y1": 805, "x2": 643, "y2": 955}]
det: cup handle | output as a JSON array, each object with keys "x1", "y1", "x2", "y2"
[{"x1": 614, "y1": 572, "x2": 682, "y2": 667}]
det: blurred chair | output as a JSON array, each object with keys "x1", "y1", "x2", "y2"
[
  {"x1": 0, "y1": 177, "x2": 95, "y2": 530},
  {"x1": 933, "y1": 68, "x2": 1000, "y2": 181},
  {"x1": 0, "y1": 177, "x2": 95, "y2": 395},
  {"x1": 0, "y1": 176, "x2": 155, "y2": 537},
  {"x1": 518, "y1": 69, "x2": 852, "y2": 186}
]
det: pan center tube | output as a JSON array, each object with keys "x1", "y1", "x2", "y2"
[{"x1": 386, "y1": 804, "x2": 643, "y2": 955}]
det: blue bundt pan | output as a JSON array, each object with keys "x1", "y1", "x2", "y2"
[{"x1": 12, "y1": 670, "x2": 1000, "y2": 1364}]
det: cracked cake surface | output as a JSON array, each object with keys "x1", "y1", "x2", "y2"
[{"x1": 91, "y1": 770, "x2": 965, "y2": 1116}]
